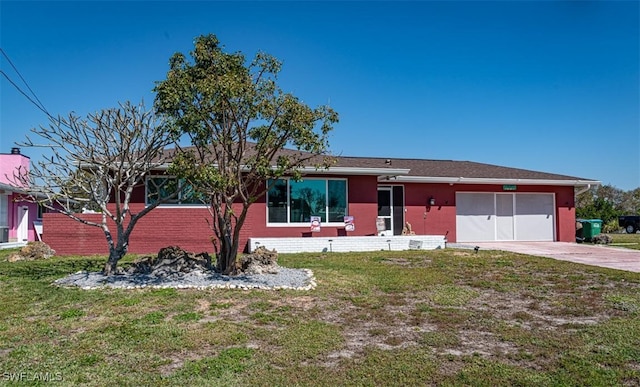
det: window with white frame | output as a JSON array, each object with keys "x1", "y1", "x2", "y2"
[
  {"x1": 0, "y1": 195, "x2": 7, "y2": 227},
  {"x1": 37, "y1": 203, "x2": 47, "y2": 219},
  {"x1": 267, "y1": 178, "x2": 347, "y2": 224},
  {"x1": 146, "y1": 176, "x2": 206, "y2": 206}
]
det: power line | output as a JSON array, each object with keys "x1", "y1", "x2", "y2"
[
  {"x1": 1, "y1": 70, "x2": 52, "y2": 118},
  {"x1": 1, "y1": 48, "x2": 53, "y2": 119}
]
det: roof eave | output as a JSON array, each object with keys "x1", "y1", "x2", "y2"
[
  {"x1": 300, "y1": 166, "x2": 410, "y2": 176},
  {"x1": 0, "y1": 182, "x2": 25, "y2": 194},
  {"x1": 148, "y1": 163, "x2": 599, "y2": 187},
  {"x1": 0, "y1": 183, "x2": 52, "y2": 200},
  {"x1": 392, "y1": 176, "x2": 602, "y2": 187},
  {"x1": 151, "y1": 164, "x2": 411, "y2": 177}
]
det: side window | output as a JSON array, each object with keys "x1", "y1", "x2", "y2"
[
  {"x1": 37, "y1": 203, "x2": 46, "y2": 219},
  {"x1": 146, "y1": 176, "x2": 205, "y2": 206},
  {"x1": 147, "y1": 177, "x2": 179, "y2": 205},
  {"x1": 0, "y1": 195, "x2": 8, "y2": 227},
  {"x1": 267, "y1": 179, "x2": 288, "y2": 223}
]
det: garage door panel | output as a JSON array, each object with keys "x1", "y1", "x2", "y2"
[
  {"x1": 515, "y1": 194, "x2": 554, "y2": 241},
  {"x1": 496, "y1": 194, "x2": 514, "y2": 240},
  {"x1": 456, "y1": 193, "x2": 494, "y2": 215},
  {"x1": 459, "y1": 213, "x2": 495, "y2": 241},
  {"x1": 457, "y1": 192, "x2": 555, "y2": 242},
  {"x1": 456, "y1": 193, "x2": 495, "y2": 242}
]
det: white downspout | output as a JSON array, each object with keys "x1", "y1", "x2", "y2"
[{"x1": 575, "y1": 184, "x2": 592, "y2": 196}]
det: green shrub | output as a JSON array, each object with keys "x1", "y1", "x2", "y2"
[{"x1": 603, "y1": 218, "x2": 621, "y2": 234}]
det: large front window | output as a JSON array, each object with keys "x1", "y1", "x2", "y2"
[
  {"x1": 267, "y1": 178, "x2": 347, "y2": 224},
  {"x1": 146, "y1": 176, "x2": 206, "y2": 206}
]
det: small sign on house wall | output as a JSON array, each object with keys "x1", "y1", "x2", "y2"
[
  {"x1": 344, "y1": 216, "x2": 355, "y2": 231},
  {"x1": 310, "y1": 216, "x2": 321, "y2": 232}
]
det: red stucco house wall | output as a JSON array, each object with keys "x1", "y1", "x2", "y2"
[
  {"x1": 401, "y1": 183, "x2": 576, "y2": 244},
  {"x1": 43, "y1": 173, "x2": 580, "y2": 256},
  {"x1": 44, "y1": 175, "x2": 379, "y2": 255}
]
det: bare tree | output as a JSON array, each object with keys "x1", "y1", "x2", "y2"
[{"x1": 13, "y1": 101, "x2": 178, "y2": 275}]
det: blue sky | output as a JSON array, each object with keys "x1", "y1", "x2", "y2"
[{"x1": 1, "y1": 1, "x2": 638, "y2": 190}]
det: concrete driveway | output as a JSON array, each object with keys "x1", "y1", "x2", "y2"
[{"x1": 473, "y1": 241, "x2": 640, "y2": 273}]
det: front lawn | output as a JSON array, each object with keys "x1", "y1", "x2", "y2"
[
  {"x1": 609, "y1": 232, "x2": 640, "y2": 250},
  {"x1": 0, "y1": 247, "x2": 638, "y2": 385}
]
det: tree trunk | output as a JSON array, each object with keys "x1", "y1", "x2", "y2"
[
  {"x1": 214, "y1": 207, "x2": 236, "y2": 274},
  {"x1": 103, "y1": 250, "x2": 121, "y2": 275},
  {"x1": 216, "y1": 233, "x2": 238, "y2": 275},
  {"x1": 214, "y1": 203, "x2": 250, "y2": 275},
  {"x1": 102, "y1": 239, "x2": 128, "y2": 276}
]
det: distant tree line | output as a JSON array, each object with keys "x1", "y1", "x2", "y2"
[{"x1": 576, "y1": 185, "x2": 640, "y2": 232}]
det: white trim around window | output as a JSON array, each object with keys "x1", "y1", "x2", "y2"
[
  {"x1": 145, "y1": 175, "x2": 208, "y2": 207},
  {"x1": 266, "y1": 177, "x2": 349, "y2": 227}
]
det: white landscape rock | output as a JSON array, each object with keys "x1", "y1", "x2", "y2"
[{"x1": 53, "y1": 267, "x2": 317, "y2": 291}]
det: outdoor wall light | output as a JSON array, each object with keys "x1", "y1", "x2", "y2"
[{"x1": 429, "y1": 197, "x2": 436, "y2": 206}]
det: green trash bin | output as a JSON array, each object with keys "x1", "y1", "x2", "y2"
[{"x1": 579, "y1": 219, "x2": 602, "y2": 241}]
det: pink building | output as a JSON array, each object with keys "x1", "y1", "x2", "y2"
[{"x1": 0, "y1": 148, "x2": 41, "y2": 246}]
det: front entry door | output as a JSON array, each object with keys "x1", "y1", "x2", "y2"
[
  {"x1": 17, "y1": 206, "x2": 29, "y2": 242},
  {"x1": 377, "y1": 186, "x2": 404, "y2": 236}
]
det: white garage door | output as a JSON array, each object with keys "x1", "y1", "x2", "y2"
[{"x1": 456, "y1": 192, "x2": 555, "y2": 242}]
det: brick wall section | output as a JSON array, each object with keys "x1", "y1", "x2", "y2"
[
  {"x1": 44, "y1": 213, "x2": 109, "y2": 255},
  {"x1": 43, "y1": 177, "x2": 578, "y2": 256},
  {"x1": 43, "y1": 205, "x2": 216, "y2": 256}
]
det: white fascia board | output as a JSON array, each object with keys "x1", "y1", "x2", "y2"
[
  {"x1": 392, "y1": 175, "x2": 602, "y2": 187},
  {"x1": 151, "y1": 164, "x2": 410, "y2": 177},
  {"x1": 150, "y1": 163, "x2": 599, "y2": 188},
  {"x1": 151, "y1": 163, "x2": 171, "y2": 171},
  {"x1": 79, "y1": 162, "x2": 169, "y2": 170},
  {"x1": 0, "y1": 182, "x2": 51, "y2": 200},
  {"x1": 297, "y1": 166, "x2": 410, "y2": 176},
  {"x1": 0, "y1": 182, "x2": 21, "y2": 193}
]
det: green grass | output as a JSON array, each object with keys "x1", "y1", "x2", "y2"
[
  {"x1": 608, "y1": 232, "x2": 640, "y2": 250},
  {"x1": 0, "y1": 247, "x2": 639, "y2": 385}
]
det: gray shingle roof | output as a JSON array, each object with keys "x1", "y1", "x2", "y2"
[
  {"x1": 331, "y1": 155, "x2": 592, "y2": 181},
  {"x1": 160, "y1": 143, "x2": 598, "y2": 184}
]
